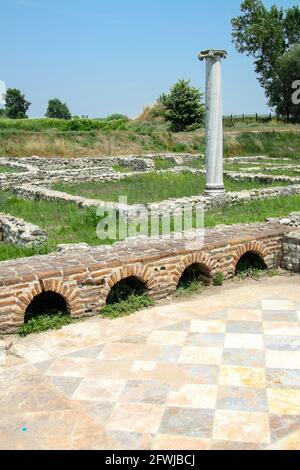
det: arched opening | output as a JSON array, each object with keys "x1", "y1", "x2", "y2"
[
  {"x1": 235, "y1": 251, "x2": 267, "y2": 276},
  {"x1": 177, "y1": 262, "x2": 212, "y2": 290},
  {"x1": 106, "y1": 276, "x2": 147, "y2": 305},
  {"x1": 24, "y1": 291, "x2": 69, "y2": 323}
]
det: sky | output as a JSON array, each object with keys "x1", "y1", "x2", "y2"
[{"x1": 0, "y1": 0, "x2": 298, "y2": 118}]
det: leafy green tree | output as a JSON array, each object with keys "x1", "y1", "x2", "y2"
[
  {"x1": 231, "y1": 0, "x2": 300, "y2": 107},
  {"x1": 159, "y1": 80, "x2": 205, "y2": 132},
  {"x1": 270, "y1": 45, "x2": 300, "y2": 122},
  {"x1": 4, "y1": 88, "x2": 31, "y2": 119},
  {"x1": 45, "y1": 98, "x2": 72, "y2": 120}
]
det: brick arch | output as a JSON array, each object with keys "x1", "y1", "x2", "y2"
[
  {"x1": 16, "y1": 278, "x2": 83, "y2": 320},
  {"x1": 233, "y1": 240, "x2": 270, "y2": 270},
  {"x1": 171, "y1": 252, "x2": 217, "y2": 290},
  {"x1": 100, "y1": 265, "x2": 156, "y2": 303}
]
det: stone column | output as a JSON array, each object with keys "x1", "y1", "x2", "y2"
[{"x1": 198, "y1": 49, "x2": 227, "y2": 196}]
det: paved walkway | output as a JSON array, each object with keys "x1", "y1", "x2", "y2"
[{"x1": 1, "y1": 275, "x2": 300, "y2": 450}]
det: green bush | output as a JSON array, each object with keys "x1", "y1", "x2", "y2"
[
  {"x1": 0, "y1": 117, "x2": 127, "y2": 132},
  {"x1": 18, "y1": 312, "x2": 73, "y2": 337},
  {"x1": 213, "y1": 272, "x2": 225, "y2": 286},
  {"x1": 101, "y1": 294, "x2": 155, "y2": 319}
]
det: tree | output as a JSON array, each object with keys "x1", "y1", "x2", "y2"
[
  {"x1": 231, "y1": 0, "x2": 300, "y2": 107},
  {"x1": 45, "y1": 98, "x2": 72, "y2": 120},
  {"x1": 4, "y1": 88, "x2": 31, "y2": 119},
  {"x1": 159, "y1": 80, "x2": 205, "y2": 132},
  {"x1": 270, "y1": 45, "x2": 300, "y2": 122}
]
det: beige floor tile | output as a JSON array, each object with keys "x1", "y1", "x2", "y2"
[
  {"x1": 219, "y1": 365, "x2": 266, "y2": 388},
  {"x1": 227, "y1": 309, "x2": 262, "y2": 322},
  {"x1": 146, "y1": 330, "x2": 187, "y2": 346},
  {"x1": 153, "y1": 434, "x2": 211, "y2": 450},
  {"x1": 213, "y1": 410, "x2": 270, "y2": 444},
  {"x1": 72, "y1": 378, "x2": 126, "y2": 402},
  {"x1": 45, "y1": 357, "x2": 95, "y2": 378},
  {"x1": 178, "y1": 346, "x2": 223, "y2": 365},
  {"x1": 268, "y1": 389, "x2": 300, "y2": 415},
  {"x1": 166, "y1": 384, "x2": 218, "y2": 409},
  {"x1": 190, "y1": 320, "x2": 226, "y2": 334},
  {"x1": 262, "y1": 300, "x2": 295, "y2": 311},
  {"x1": 266, "y1": 351, "x2": 300, "y2": 370},
  {"x1": 106, "y1": 403, "x2": 165, "y2": 433},
  {"x1": 225, "y1": 333, "x2": 264, "y2": 350},
  {"x1": 263, "y1": 322, "x2": 300, "y2": 336},
  {"x1": 98, "y1": 343, "x2": 144, "y2": 361}
]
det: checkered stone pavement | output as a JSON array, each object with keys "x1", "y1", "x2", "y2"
[{"x1": 1, "y1": 288, "x2": 300, "y2": 450}]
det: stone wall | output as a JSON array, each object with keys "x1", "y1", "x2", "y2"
[
  {"x1": 281, "y1": 231, "x2": 300, "y2": 272},
  {"x1": 0, "y1": 221, "x2": 290, "y2": 334},
  {"x1": 0, "y1": 214, "x2": 48, "y2": 247}
]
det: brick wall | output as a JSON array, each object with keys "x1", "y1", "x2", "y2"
[{"x1": 0, "y1": 222, "x2": 291, "y2": 334}]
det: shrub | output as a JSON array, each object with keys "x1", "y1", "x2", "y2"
[
  {"x1": 101, "y1": 294, "x2": 155, "y2": 319},
  {"x1": 159, "y1": 80, "x2": 205, "y2": 132},
  {"x1": 213, "y1": 272, "x2": 225, "y2": 286},
  {"x1": 18, "y1": 311, "x2": 73, "y2": 337}
]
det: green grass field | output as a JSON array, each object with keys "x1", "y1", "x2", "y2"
[
  {"x1": 52, "y1": 172, "x2": 291, "y2": 205},
  {"x1": 1, "y1": 190, "x2": 300, "y2": 262}
]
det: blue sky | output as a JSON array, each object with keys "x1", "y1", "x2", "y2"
[{"x1": 0, "y1": 0, "x2": 297, "y2": 118}]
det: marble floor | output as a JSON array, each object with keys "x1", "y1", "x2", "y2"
[{"x1": 1, "y1": 275, "x2": 300, "y2": 450}]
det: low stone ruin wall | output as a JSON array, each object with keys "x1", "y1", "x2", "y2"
[
  {"x1": 0, "y1": 221, "x2": 291, "y2": 334},
  {"x1": 281, "y1": 231, "x2": 300, "y2": 273},
  {"x1": 0, "y1": 214, "x2": 48, "y2": 247}
]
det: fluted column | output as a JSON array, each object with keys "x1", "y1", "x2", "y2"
[{"x1": 199, "y1": 49, "x2": 227, "y2": 196}]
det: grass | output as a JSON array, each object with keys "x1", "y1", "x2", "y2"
[
  {"x1": 0, "y1": 164, "x2": 19, "y2": 173},
  {"x1": 0, "y1": 116, "x2": 299, "y2": 158},
  {"x1": 101, "y1": 293, "x2": 155, "y2": 319},
  {"x1": 52, "y1": 172, "x2": 291, "y2": 205},
  {"x1": 112, "y1": 163, "x2": 136, "y2": 173},
  {"x1": 18, "y1": 312, "x2": 74, "y2": 337},
  {"x1": 1, "y1": 190, "x2": 300, "y2": 262},
  {"x1": 175, "y1": 281, "x2": 203, "y2": 298}
]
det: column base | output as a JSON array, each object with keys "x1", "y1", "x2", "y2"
[{"x1": 204, "y1": 185, "x2": 226, "y2": 196}]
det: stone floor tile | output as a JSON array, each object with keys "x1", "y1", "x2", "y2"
[
  {"x1": 262, "y1": 300, "x2": 295, "y2": 311},
  {"x1": 185, "y1": 332, "x2": 225, "y2": 348},
  {"x1": 66, "y1": 345, "x2": 104, "y2": 358},
  {"x1": 262, "y1": 311, "x2": 298, "y2": 322},
  {"x1": 264, "y1": 335, "x2": 300, "y2": 351},
  {"x1": 50, "y1": 377, "x2": 82, "y2": 398},
  {"x1": 159, "y1": 321, "x2": 191, "y2": 332},
  {"x1": 266, "y1": 351, "x2": 300, "y2": 370},
  {"x1": 269, "y1": 415, "x2": 300, "y2": 442},
  {"x1": 224, "y1": 333, "x2": 264, "y2": 350},
  {"x1": 266, "y1": 368, "x2": 300, "y2": 389},
  {"x1": 217, "y1": 386, "x2": 268, "y2": 412},
  {"x1": 226, "y1": 321, "x2": 263, "y2": 334},
  {"x1": 178, "y1": 346, "x2": 223, "y2": 365},
  {"x1": 213, "y1": 410, "x2": 270, "y2": 444},
  {"x1": 227, "y1": 309, "x2": 262, "y2": 322},
  {"x1": 118, "y1": 380, "x2": 170, "y2": 405},
  {"x1": 166, "y1": 384, "x2": 218, "y2": 409},
  {"x1": 153, "y1": 434, "x2": 211, "y2": 450},
  {"x1": 263, "y1": 322, "x2": 300, "y2": 337},
  {"x1": 138, "y1": 345, "x2": 181, "y2": 363},
  {"x1": 211, "y1": 440, "x2": 259, "y2": 450},
  {"x1": 98, "y1": 343, "x2": 144, "y2": 361},
  {"x1": 222, "y1": 348, "x2": 265, "y2": 368},
  {"x1": 268, "y1": 389, "x2": 300, "y2": 415},
  {"x1": 106, "y1": 403, "x2": 165, "y2": 434},
  {"x1": 190, "y1": 320, "x2": 226, "y2": 334},
  {"x1": 146, "y1": 330, "x2": 187, "y2": 346},
  {"x1": 45, "y1": 357, "x2": 96, "y2": 378},
  {"x1": 159, "y1": 407, "x2": 214, "y2": 438},
  {"x1": 72, "y1": 378, "x2": 126, "y2": 402},
  {"x1": 219, "y1": 365, "x2": 266, "y2": 388}
]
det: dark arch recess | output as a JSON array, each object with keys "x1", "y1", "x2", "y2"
[
  {"x1": 24, "y1": 291, "x2": 69, "y2": 322},
  {"x1": 177, "y1": 262, "x2": 212, "y2": 288},
  {"x1": 235, "y1": 251, "x2": 267, "y2": 275},
  {"x1": 106, "y1": 276, "x2": 147, "y2": 304}
]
